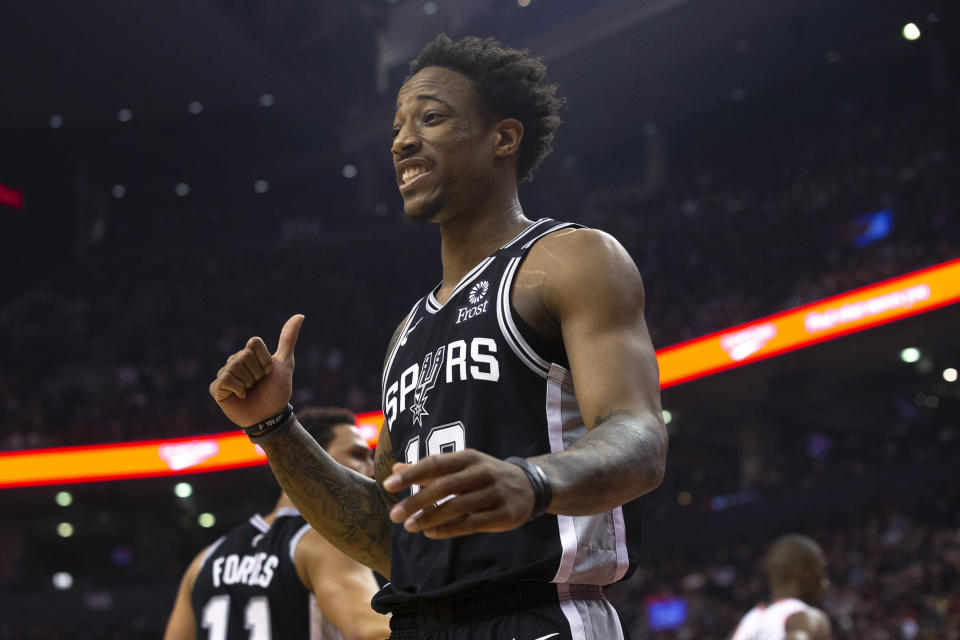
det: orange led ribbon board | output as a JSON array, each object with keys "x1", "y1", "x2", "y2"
[
  {"x1": 2, "y1": 258, "x2": 958, "y2": 488},
  {"x1": 0, "y1": 411, "x2": 385, "y2": 489},
  {"x1": 656, "y1": 256, "x2": 960, "y2": 387}
]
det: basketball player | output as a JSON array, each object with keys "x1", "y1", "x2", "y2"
[
  {"x1": 730, "y1": 534, "x2": 832, "y2": 640},
  {"x1": 163, "y1": 408, "x2": 390, "y2": 640},
  {"x1": 209, "y1": 35, "x2": 667, "y2": 638}
]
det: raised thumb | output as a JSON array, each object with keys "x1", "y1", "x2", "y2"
[{"x1": 275, "y1": 314, "x2": 305, "y2": 362}]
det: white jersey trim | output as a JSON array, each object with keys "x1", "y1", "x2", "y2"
[
  {"x1": 546, "y1": 364, "x2": 630, "y2": 587},
  {"x1": 199, "y1": 535, "x2": 227, "y2": 572},
  {"x1": 497, "y1": 256, "x2": 550, "y2": 379},
  {"x1": 250, "y1": 515, "x2": 270, "y2": 533},
  {"x1": 422, "y1": 218, "x2": 556, "y2": 315},
  {"x1": 381, "y1": 298, "x2": 424, "y2": 415},
  {"x1": 289, "y1": 522, "x2": 313, "y2": 563},
  {"x1": 547, "y1": 366, "x2": 578, "y2": 583},
  {"x1": 494, "y1": 221, "x2": 579, "y2": 379},
  {"x1": 612, "y1": 506, "x2": 629, "y2": 582},
  {"x1": 425, "y1": 256, "x2": 496, "y2": 314}
]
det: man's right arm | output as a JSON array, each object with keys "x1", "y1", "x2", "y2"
[
  {"x1": 261, "y1": 422, "x2": 395, "y2": 577},
  {"x1": 208, "y1": 314, "x2": 399, "y2": 577}
]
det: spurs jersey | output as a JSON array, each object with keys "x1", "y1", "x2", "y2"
[
  {"x1": 191, "y1": 508, "x2": 336, "y2": 640},
  {"x1": 731, "y1": 599, "x2": 811, "y2": 640},
  {"x1": 374, "y1": 218, "x2": 643, "y2": 611}
]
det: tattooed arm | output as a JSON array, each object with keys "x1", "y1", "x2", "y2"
[
  {"x1": 383, "y1": 229, "x2": 667, "y2": 537},
  {"x1": 526, "y1": 228, "x2": 666, "y2": 514},
  {"x1": 260, "y1": 420, "x2": 395, "y2": 577},
  {"x1": 209, "y1": 315, "x2": 405, "y2": 577}
]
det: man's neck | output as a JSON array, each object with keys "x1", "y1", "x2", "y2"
[
  {"x1": 435, "y1": 196, "x2": 529, "y2": 303},
  {"x1": 769, "y1": 586, "x2": 805, "y2": 605}
]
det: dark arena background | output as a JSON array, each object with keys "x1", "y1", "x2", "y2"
[{"x1": 2, "y1": 1, "x2": 959, "y2": 638}]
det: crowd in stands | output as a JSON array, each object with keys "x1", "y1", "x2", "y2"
[
  {"x1": 608, "y1": 397, "x2": 960, "y2": 639},
  {"x1": 0, "y1": 99, "x2": 956, "y2": 451},
  {"x1": 1, "y1": 90, "x2": 959, "y2": 637}
]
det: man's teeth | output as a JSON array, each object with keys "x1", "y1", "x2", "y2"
[{"x1": 401, "y1": 166, "x2": 428, "y2": 184}]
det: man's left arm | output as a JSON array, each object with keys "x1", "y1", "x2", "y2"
[
  {"x1": 383, "y1": 229, "x2": 667, "y2": 536},
  {"x1": 529, "y1": 228, "x2": 667, "y2": 514},
  {"x1": 162, "y1": 546, "x2": 208, "y2": 640}
]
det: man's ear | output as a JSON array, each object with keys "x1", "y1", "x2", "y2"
[{"x1": 493, "y1": 118, "x2": 524, "y2": 158}]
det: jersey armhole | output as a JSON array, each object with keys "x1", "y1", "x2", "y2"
[
  {"x1": 289, "y1": 522, "x2": 313, "y2": 563},
  {"x1": 198, "y1": 536, "x2": 227, "y2": 573}
]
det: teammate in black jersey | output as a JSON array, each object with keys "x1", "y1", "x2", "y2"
[
  {"x1": 163, "y1": 408, "x2": 390, "y2": 640},
  {"x1": 210, "y1": 35, "x2": 667, "y2": 639}
]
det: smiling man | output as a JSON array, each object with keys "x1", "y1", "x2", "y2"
[{"x1": 209, "y1": 34, "x2": 667, "y2": 639}]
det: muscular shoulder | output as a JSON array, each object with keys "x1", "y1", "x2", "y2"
[
  {"x1": 524, "y1": 227, "x2": 645, "y2": 318},
  {"x1": 785, "y1": 607, "x2": 832, "y2": 640},
  {"x1": 291, "y1": 527, "x2": 332, "y2": 589},
  {"x1": 382, "y1": 313, "x2": 410, "y2": 370}
]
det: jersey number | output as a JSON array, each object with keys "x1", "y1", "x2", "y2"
[
  {"x1": 402, "y1": 421, "x2": 466, "y2": 494},
  {"x1": 201, "y1": 595, "x2": 270, "y2": 640}
]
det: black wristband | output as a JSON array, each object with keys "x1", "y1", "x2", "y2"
[
  {"x1": 504, "y1": 456, "x2": 553, "y2": 521},
  {"x1": 241, "y1": 404, "x2": 294, "y2": 439}
]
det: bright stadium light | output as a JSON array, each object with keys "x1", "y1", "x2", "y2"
[
  {"x1": 117, "y1": 108, "x2": 133, "y2": 122},
  {"x1": 52, "y1": 572, "x2": 74, "y2": 590},
  {"x1": 57, "y1": 522, "x2": 75, "y2": 538},
  {"x1": 518, "y1": 0, "x2": 531, "y2": 6},
  {"x1": 188, "y1": 101, "x2": 203, "y2": 115},
  {"x1": 49, "y1": 115, "x2": 64, "y2": 129},
  {"x1": 111, "y1": 185, "x2": 126, "y2": 199},
  {"x1": 174, "y1": 183, "x2": 190, "y2": 197},
  {"x1": 902, "y1": 23, "x2": 921, "y2": 41},
  {"x1": 198, "y1": 513, "x2": 216, "y2": 528},
  {"x1": 944, "y1": 368, "x2": 958, "y2": 383},
  {"x1": 55, "y1": 491, "x2": 73, "y2": 507},
  {"x1": 259, "y1": 93, "x2": 275, "y2": 107},
  {"x1": 254, "y1": 179, "x2": 269, "y2": 194},
  {"x1": 174, "y1": 482, "x2": 193, "y2": 499},
  {"x1": 900, "y1": 347, "x2": 921, "y2": 363},
  {"x1": 342, "y1": 164, "x2": 358, "y2": 179}
]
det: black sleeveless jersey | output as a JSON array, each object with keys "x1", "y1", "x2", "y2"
[
  {"x1": 373, "y1": 219, "x2": 643, "y2": 611},
  {"x1": 191, "y1": 508, "x2": 322, "y2": 640}
]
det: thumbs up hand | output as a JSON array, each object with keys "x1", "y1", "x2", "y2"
[{"x1": 209, "y1": 314, "x2": 304, "y2": 428}]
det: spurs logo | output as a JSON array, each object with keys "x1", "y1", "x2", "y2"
[{"x1": 410, "y1": 346, "x2": 445, "y2": 427}]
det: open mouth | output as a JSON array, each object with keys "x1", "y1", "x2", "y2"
[{"x1": 398, "y1": 164, "x2": 432, "y2": 191}]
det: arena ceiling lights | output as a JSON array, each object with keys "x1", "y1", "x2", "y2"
[{"x1": 2, "y1": 257, "x2": 959, "y2": 489}]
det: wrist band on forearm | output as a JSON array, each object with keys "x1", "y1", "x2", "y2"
[
  {"x1": 241, "y1": 403, "x2": 294, "y2": 439},
  {"x1": 504, "y1": 456, "x2": 553, "y2": 521}
]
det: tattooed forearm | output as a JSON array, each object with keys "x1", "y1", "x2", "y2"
[
  {"x1": 262, "y1": 420, "x2": 393, "y2": 577},
  {"x1": 530, "y1": 409, "x2": 667, "y2": 516}
]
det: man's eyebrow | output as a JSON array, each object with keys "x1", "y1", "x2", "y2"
[{"x1": 395, "y1": 93, "x2": 451, "y2": 111}]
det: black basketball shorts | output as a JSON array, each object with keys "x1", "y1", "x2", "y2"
[{"x1": 386, "y1": 583, "x2": 630, "y2": 640}]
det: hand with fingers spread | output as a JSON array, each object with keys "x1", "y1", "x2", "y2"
[
  {"x1": 209, "y1": 314, "x2": 304, "y2": 428},
  {"x1": 382, "y1": 449, "x2": 538, "y2": 539}
]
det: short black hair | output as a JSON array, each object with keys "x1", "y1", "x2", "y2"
[
  {"x1": 409, "y1": 34, "x2": 564, "y2": 183},
  {"x1": 298, "y1": 407, "x2": 357, "y2": 450}
]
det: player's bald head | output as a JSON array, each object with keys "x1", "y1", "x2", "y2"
[
  {"x1": 763, "y1": 534, "x2": 828, "y2": 605},
  {"x1": 764, "y1": 534, "x2": 821, "y2": 580}
]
